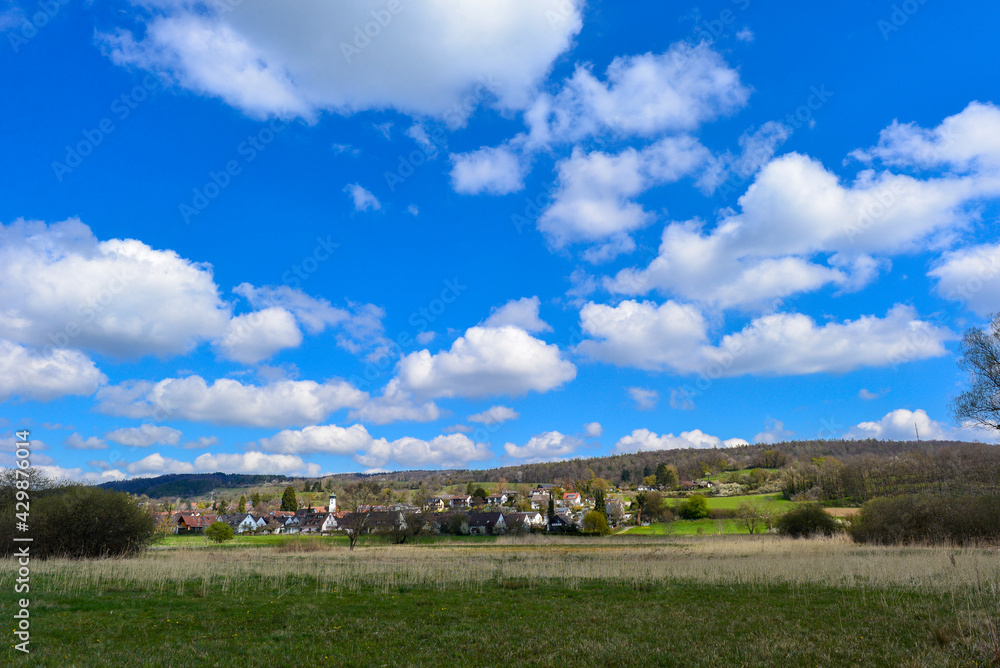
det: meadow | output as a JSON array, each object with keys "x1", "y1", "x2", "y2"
[{"x1": 4, "y1": 533, "x2": 1000, "y2": 666}]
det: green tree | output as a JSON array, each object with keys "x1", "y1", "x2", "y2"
[
  {"x1": 251, "y1": 492, "x2": 261, "y2": 506},
  {"x1": 238, "y1": 495, "x2": 246, "y2": 514},
  {"x1": 678, "y1": 494, "x2": 709, "y2": 520},
  {"x1": 953, "y1": 314, "x2": 1000, "y2": 431},
  {"x1": 472, "y1": 487, "x2": 489, "y2": 506},
  {"x1": 217, "y1": 498, "x2": 227, "y2": 514},
  {"x1": 204, "y1": 521, "x2": 234, "y2": 543},
  {"x1": 583, "y1": 511, "x2": 610, "y2": 535},
  {"x1": 656, "y1": 463, "x2": 679, "y2": 490},
  {"x1": 777, "y1": 503, "x2": 839, "y2": 538},
  {"x1": 0, "y1": 474, "x2": 156, "y2": 560},
  {"x1": 594, "y1": 489, "x2": 607, "y2": 520},
  {"x1": 547, "y1": 495, "x2": 556, "y2": 525},
  {"x1": 280, "y1": 486, "x2": 298, "y2": 512}
]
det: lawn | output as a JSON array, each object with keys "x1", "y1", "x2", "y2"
[
  {"x1": 622, "y1": 519, "x2": 749, "y2": 535},
  {"x1": 4, "y1": 536, "x2": 998, "y2": 666},
  {"x1": 701, "y1": 492, "x2": 795, "y2": 510}
]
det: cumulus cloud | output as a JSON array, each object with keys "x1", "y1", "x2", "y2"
[
  {"x1": 524, "y1": 42, "x2": 749, "y2": 147},
  {"x1": 608, "y1": 104, "x2": 1000, "y2": 309},
  {"x1": 125, "y1": 451, "x2": 320, "y2": 477},
  {"x1": 614, "y1": 428, "x2": 747, "y2": 453},
  {"x1": 482, "y1": 297, "x2": 552, "y2": 333},
  {"x1": 95, "y1": 375, "x2": 367, "y2": 428},
  {"x1": 256, "y1": 421, "x2": 490, "y2": 469},
  {"x1": 0, "y1": 340, "x2": 106, "y2": 402},
  {"x1": 101, "y1": 1, "x2": 584, "y2": 121},
  {"x1": 396, "y1": 325, "x2": 576, "y2": 399},
  {"x1": 65, "y1": 433, "x2": 107, "y2": 450},
  {"x1": 753, "y1": 419, "x2": 795, "y2": 444},
  {"x1": 215, "y1": 307, "x2": 303, "y2": 364},
  {"x1": 843, "y1": 408, "x2": 993, "y2": 442},
  {"x1": 344, "y1": 183, "x2": 381, "y2": 211},
  {"x1": 33, "y1": 465, "x2": 127, "y2": 484},
  {"x1": 105, "y1": 424, "x2": 183, "y2": 447},
  {"x1": 504, "y1": 431, "x2": 582, "y2": 461},
  {"x1": 450, "y1": 145, "x2": 527, "y2": 195},
  {"x1": 347, "y1": 379, "x2": 441, "y2": 425},
  {"x1": 627, "y1": 387, "x2": 659, "y2": 411},
  {"x1": 538, "y1": 136, "x2": 712, "y2": 254},
  {"x1": 930, "y1": 242, "x2": 1000, "y2": 316},
  {"x1": 467, "y1": 405, "x2": 520, "y2": 425},
  {"x1": 577, "y1": 300, "x2": 952, "y2": 376},
  {"x1": 584, "y1": 422, "x2": 603, "y2": 437},
  {"x1": 0, "y1": 218, "x2": 231, "y2": 358}
]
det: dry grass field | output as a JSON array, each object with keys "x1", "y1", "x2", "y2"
[{"x1": 4, "y1": 534, "x2": 1000, "y2": 666}]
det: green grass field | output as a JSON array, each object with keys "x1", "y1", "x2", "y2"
[
  {"x1": 701, "y1": 492, "x2": 794, "y2": 510},
  {"x1": 4, "y1": 534, "x2": 999, "y2": 666}
]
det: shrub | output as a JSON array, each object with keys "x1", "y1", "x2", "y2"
[
  {"x1": 205, "y1": 521, "x2": 234, "y2": 543},
  {"x1": 677, "y1": 494, "x2": 709, "y2": 520},
  {"x1": 849, "y1": 494, "x2": 1000, "y2": 545},
  {"x1": 776, "y1": 503, "x2": 839, "y2": 538},
  {"x1": 583, "y1": 511, "x2": 610, "y2": 535},
  {"x1": 0, "y1": 480, "x2": 157, "y2": 559}
]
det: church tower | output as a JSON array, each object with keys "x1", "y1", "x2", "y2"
[{"x1": 328, "y1": 492, "x2": 337, "y2": 513}]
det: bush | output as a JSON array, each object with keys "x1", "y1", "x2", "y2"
[
  {"x1": 0, "y1": 480, "x2": 157, "y2": 559},
  {"x1": 205, "y1": 521, "x2": 234, "y2": 543},
  {"x1": 677, "y1": 494, "x2": 709, "y2": 520},
  {"x1": 776, "y1": 503, "x2": 839, "y2": 538},
  {"x1": 583, "y1": 511, "x2": 610, "y2": 535},
  {"x1": 849, "y1": 494, "x2": 1000, "y2": 545}
]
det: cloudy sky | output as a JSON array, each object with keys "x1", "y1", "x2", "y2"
[{"x1": 3, "y1": 0, "x2": 1000, "y2": 481}]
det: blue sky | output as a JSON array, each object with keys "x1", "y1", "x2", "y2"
[{"x1": 3, "y1": 0, "x2": 1000, "y2": 481}]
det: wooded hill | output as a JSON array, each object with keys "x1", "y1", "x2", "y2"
[
  {"x1": 99, "y1": 472, "x2": 289, "y2": 498},
  {"x1": 100, "y1": 438, "x2": 999, "y2": 503}
]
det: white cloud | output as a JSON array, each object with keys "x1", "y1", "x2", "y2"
[
  {"x1": 396, "y1": 325, "x2": 576, "y2": 399},
  {"x1": 347, "y1": 379, "x2": 441, "y2": 425},
  {"x1": 183, "y1": 436, "x2": 219, "y2": 450},
  {"x1": 256, "y1": 423, "x2": 374, "y2": 455},
  {"x1": 102, "y1": 1, "x2": 584, "y2": 122},
  {"x1": 0, "y1": 340, "x2": 106, "y2": 402},
  {"x1": 65, "y1": 433, "x2": 107, "y2": 450},
  {"x1": 0, "y1": 218, "x2": 231, "y2": 358},
  {"x1": 930, "y1": 242, "x2": 1000, "y2": 316},
  {"x1": 575, "y1": 300, "x2": 708, "y2": 372},
  {"x1": 450, "y1": 145, "x2": 527, "y2": 195},
  {"x1": 627, "y1": 387, "x2": 659, "y2": 411},
  {"x1": 858, "y1": 388, "x2": 886, "y2": 401},
  {"x1": 96, "y1": 375, "x2": 367, "y2": 428},
  {"x1": 468, "y1": 405, "x2": 520, "y2": 425},
  {"x1": 578, "y1": 301, "x2": 952, "y2": 376},
  {"x1": 753, "y1": 419, "x2": 795, "y2": 444},
  {"x1": 482, "y1": 297, "x2": 552, "y2": 333},
  {"x1": 851, "y1": 102, "x2": 1000, "y2": 171},
  {"x1": 525, "y1": 42, "x2": 749, "y2": 146},
  {"x1": 584, "y1": 422, "x2": 603, "y2": 437},
  {"x1": 105, "y1": 424, "x2": 183, "y2": 448},
  {"x1": 614, "y1": 428, "x2": 747, "y2": 453},
  {"x1": 504, "y1": 430, "x2": 582, "y2": 461},
  {"x1": 32, "y1": 465, "x2": 127, "y2": 484},
  {"x1": 216, "y1": 307, "x2": 303, "y2": 364},
  {"x1": 126, "y1": 451, "x2": 319, "y2": 477},
  {"x1": 538, "y1": 136, "x2": 712, "y2": 254},
  {"x1": 344, "y1": 183, "x2": 381, "y2": 211},
  {"x1": 843, "y1": 408, "x2": 992, "y2": 442},
  {"x1": 356, "y1": 433, "x2": 492, "y2": 470}
]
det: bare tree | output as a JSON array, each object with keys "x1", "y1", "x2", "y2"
[
  {"x1": 339, "y1": 481, "x2": 387, "y2": 551},
  {"x1": 953, "y1": 315, "x2": 1000, "y2": 432}
]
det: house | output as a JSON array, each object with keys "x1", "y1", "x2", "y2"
[
  {"x1": 424, "y1": 497, "x2": 447, "y2": 512},
  {"x1": 258, "y1": 519, "x2": 284, "y2": 535},
  {"x1": 529, "y1": 491, "x2": 550, "y2": 510},
  {"x1": 468, "y1": 512, "x2": 506, "y2": 535},
  {"x1": 299, "y1": 513, "x2": 329, "y2": 534},
  {"x1": 508, "y1": 511, "x2": 545, "y2": 531},
  {"x1": 563, "y1": 492, "x2": 582, "y2": 507},
  {"x1": 485, "y1": 493, "x2": 509, "y2": 506},
  {"x1": 547, "y1": 512, "x2": 577, "y2": 532},
  {"x1": 447, "y1": 495, "x2": 473, "y2": 509},
  {"x1": 220, "y1": 513, "x2": 259, "y2": 534},
  {"x1": 172, "y1": 513, "x2": 217, "y2": 533}
]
